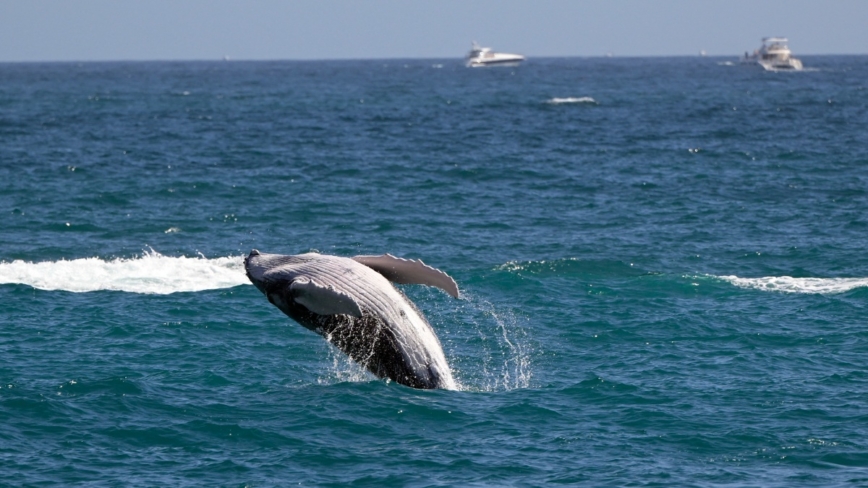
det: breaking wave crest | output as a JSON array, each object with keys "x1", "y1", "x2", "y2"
[
  {"x1": 718, "y1": 275, "x2": 868, "y2": 294},
  {"x1": 0, "y1": 250, "x2": 249, "y2": 294}
]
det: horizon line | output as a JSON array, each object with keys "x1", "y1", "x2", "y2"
[{"x1": 1, "y1": 52, "x2": 865, "y2": 64}]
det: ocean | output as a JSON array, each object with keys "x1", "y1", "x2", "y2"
[{"x1": 1, "y1": 56, "x2": 867, "y2": 486}]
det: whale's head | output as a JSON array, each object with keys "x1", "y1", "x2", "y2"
[
  {"x1": 245, "y1": 250, "x2": 324, "y2": 293},
  {"x1": 245, "y1": 250, "x2": 296, "y2": 294}
]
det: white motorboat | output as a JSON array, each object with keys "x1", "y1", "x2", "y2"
[
  {"x1": 741, "y1": 37, "x2": 803, "y2": 71},
  {"x1": 465, "y1": 41, "x2": 525, "y2": 68}
]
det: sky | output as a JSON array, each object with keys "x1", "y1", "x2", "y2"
[{"x1": 1, "y1": 0, "x2": 866, "y2": 62}]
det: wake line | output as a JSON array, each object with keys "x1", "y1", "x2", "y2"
[
  {"x1": 546, "y1": 97, "x2": 597, "y2": 104},
  {"x1": 718, "y1": 275, "x2": 868, "y2": 295},
  {"x1": 0, "y1": 252, "x2": 249, "y2": 294}
]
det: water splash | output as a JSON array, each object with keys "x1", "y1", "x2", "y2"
[
  {"x1": 475, "y1": 298, "x2": 533, "y2": 391},
  {"x1": 0, "y1": 250, "x2": 249, "y2": 294},
  {"x1": 717, "y1": 275, "x2": 868, "y2": 294},
  {"x1": 444, "y1": 293, "x2": 533, "y2": 392},
  {"x1": 318, "y1": 342, "x2": 374, "y2": 386}
]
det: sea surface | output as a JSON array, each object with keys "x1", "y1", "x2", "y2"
[{"x1": 1, "y1": 56, "x2": 867, "y2": 486}]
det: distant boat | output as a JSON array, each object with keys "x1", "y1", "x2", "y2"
[
  {"x1": 741, "y1": 37, "x2": 803, "y2": 71},
  {"x1": 465, "y1": 41, "x2": 525, "y2": 68}
]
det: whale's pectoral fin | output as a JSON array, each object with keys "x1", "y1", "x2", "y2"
[
  {"x1": 352, "y1": 254, "x2": 460, "y2": 298},
  {"x1": 290, "y1": 278, "x2": 363, "y2": 317}
]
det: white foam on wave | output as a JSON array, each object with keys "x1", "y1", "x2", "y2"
[
  {"x1": 547, "y1": 97, "x2": 597, "y2": 105},
  {"x1": 0, "y1": 250, "x2": 249, "y2": 294},
  {"x1": 718, "y1": 275, "x2": 868, "y2": 295}
]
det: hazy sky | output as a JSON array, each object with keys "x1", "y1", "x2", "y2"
[{"x1": 1, "y1": 0, "x2": 866, "y2": 62}]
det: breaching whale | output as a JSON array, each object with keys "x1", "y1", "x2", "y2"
[{"x1": 244, "y1": 250, "x2": 460, "y2": 389}]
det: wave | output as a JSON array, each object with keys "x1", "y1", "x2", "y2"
[
  {"x1": 496, "y1": 260, "x2": 868, "y2": 295},
  {"x1": 717, "y1": 275, "x2": 868, "y2": 294},
  {"x1": 546, "y1": 97, "x2": 597, "y2": 105},
  {"x1": 0, "y1": 250, "x2": 249, "y2": 294}
]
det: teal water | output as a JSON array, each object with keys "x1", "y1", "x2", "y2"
[{"x1": 2, "y1": 56, "x2": 868, "y2": 486}]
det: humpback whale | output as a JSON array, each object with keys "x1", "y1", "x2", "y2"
[{"x1": 244, "y1": 250, "x2": 459, "y2": 390}]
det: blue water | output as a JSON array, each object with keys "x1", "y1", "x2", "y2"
[{"x1": 2, "y1": 56, "x2": 868, "y2": 486}]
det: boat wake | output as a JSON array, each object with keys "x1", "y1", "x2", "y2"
[
  {"x1": 717, "y1": 275, "x2": 868, "y2": 294},
  {"x1": 0, "y1": 250, "x2": 248, "y2": 294},
  {"x1": 547, "y1": 97, "x2": 597, "y2": 105},
  {"x1": 762, "y1": 67, "x2": 819, "y2": 73}
]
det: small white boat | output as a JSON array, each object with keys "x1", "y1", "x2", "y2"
[
  {"x1": 465, "y1": 41, "x2": 525, "y2": 68},
  {"x1": 741, "y1": 37, "x2": 803, "y2": 71}
]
